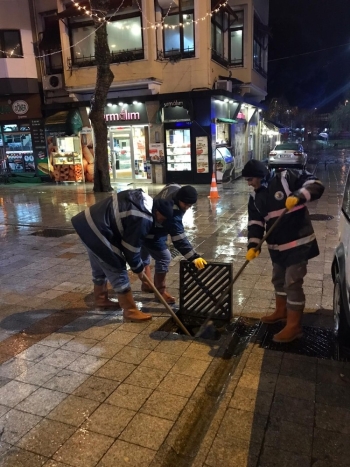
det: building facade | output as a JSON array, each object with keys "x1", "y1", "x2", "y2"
[{"x1": 1, "y1": 0, "x2": 271, "y2": 184}]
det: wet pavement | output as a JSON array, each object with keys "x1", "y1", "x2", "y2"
[{"x1": 0, "y1": 149, "x2": 349, "y2": 466}]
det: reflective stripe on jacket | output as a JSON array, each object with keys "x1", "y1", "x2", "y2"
[
  {"x1": 144, "y1": 183, "x2": 199, "y2": 261},
  {"x1": 247, "y1": 169, "x2": 324, "y2": 266},
  {"x1": 71, "y1": 189, "x2": 154, "y2": 273}
]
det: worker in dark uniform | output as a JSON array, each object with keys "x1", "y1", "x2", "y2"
[
  {"x1": 141, "y1": 184, "x2": 207, "y2": 304},
  {"x1": 71, "y1": 189, "x2": 174, "y2": 322},
  {"x1": 242, "y1": 160, "x2": 324, "y2": 343}
]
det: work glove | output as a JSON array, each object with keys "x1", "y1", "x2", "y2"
[
  {"x1": 285, "y1": 196, "x2": 299, "y2": 210},
  {"x1": 193, "y1": 257, "x2": 207, "y2": 269},
  {"x1": 246, "y1": 248, "x2": 260, "y2": 261}
]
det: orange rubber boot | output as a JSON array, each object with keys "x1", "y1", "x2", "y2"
[
  {"x1": 154, "y1": 272, "x2": 176, "y2": 305},
  {"x1": 261, "y1": 295, "x2": 287, "y2": 324},
  {"x1": 272, "y1": 309, "x2": 303, "y2": 343},
  {"x1": 141, "y1": 265, "x2": 153, "y2": 293},
  {"x1": 94, "y1": 284, "x2": 119, "y2": 309},
  {"x1": 118, "y1": 290, "x2": 152, "y2": 322}
]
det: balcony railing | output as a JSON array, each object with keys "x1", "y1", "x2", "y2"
[
  {"x1": 157, "y1": 47, "x2": 195, "y2": 62},
  {"x1": 68, "y1": 48, "x2": 144, "y2": 69},
  {"x1": 211, "y1": 49, "x2": 243, "y2": 68}
]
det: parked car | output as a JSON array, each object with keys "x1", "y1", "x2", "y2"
[
  {"x1": 268, "y1": 142, "x2": 307, "y2": 169},
  {"x1": 332, "y1": 171, "x2": 350, "y2": 345}
]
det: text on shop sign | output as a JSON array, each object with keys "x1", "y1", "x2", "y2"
[{"x1": 104, "y1": 110, "x2": 140, "y2": 122}]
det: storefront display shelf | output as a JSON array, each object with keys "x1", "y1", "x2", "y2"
[{"x1": 52, "y1": 152, "x2": 84, "y2": 183}]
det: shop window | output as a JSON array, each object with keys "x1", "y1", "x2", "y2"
[
  {"x1": 156, "y1": 0, "x2": 195, "y2": 60},
  {"x1": 253, "y1": 14, "x2": 268, "y2": 77},
  {"x1": 0, "y1": 30, "x2": 23, "y2": 58},
  {"x1": 69, "y1": 1, "x2": 144, "y2": 67},
  {"x1": 211, "y1": 9, "x2": 243, "y2": 67}
]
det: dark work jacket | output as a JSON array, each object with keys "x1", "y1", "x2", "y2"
[
  {"x1": 247, "y1": 169, "x2": 325, "y2": 267},
  {"x1": 143, "y1": 184, "x2": 199, "y2": 261},
  {"x1": 71, "y1": 189, "x2": 154, "y2": 273}
]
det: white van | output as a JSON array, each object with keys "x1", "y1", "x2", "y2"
[{"x1": 332, "y1": 174, "x2": 350, "y2": 345}]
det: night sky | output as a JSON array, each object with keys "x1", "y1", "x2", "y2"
[{"x1": 268, "y1": 0, "x2": 350, "y2": 111}]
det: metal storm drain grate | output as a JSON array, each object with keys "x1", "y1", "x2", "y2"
[
  {"x1": 30, "y1": 228, "x2": 75, "y2": 238},
  {"x1": 169, "y1": 246, "x2": 181, "y2": 259},
  {"x1": 257, "y1": 322, "x2": 340, "y2": 359},
  {"x1": 309, "y1": 214, "x2": 334, "y2": 221},
  {"x1": 178, "y1": 260, "x2": 233, "y2": 327}
]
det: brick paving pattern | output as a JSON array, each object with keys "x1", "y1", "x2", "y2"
[{"x1": 0, "y1": 149, "x2": 349, "y2": 466}]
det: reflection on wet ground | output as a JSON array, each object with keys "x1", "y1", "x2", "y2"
[{"x1": 0, "y1": 148, "x2": 348, "y2": 466}]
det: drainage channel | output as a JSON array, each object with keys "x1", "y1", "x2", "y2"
[{"x1": 153, "y1": 317, "x2": 259, "y2": 467}]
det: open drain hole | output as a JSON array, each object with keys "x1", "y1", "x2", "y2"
[
  {"x1": 31, "y1": 228, "x2": 76, "y2": 238},
  {"x1": 157, "y1": 316, "x2": 260, "y2": 342}
]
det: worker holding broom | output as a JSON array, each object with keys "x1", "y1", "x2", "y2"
[
  {"x1": 140, "y1": 184, "x2": 207, "y2": 304},
  {"x1": 71, "y1": 188, "x2": 174, "y2": 322},
  {"x1": 242, "y1": 160, "x2": 324, "y2": 343}
]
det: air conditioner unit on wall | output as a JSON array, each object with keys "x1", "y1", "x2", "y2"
[
  {"x1": 42, "y1": 74, "x2": 63, "y2": 91},
  {"x1": 215, "y1": 80, "x2": 233, "y2": 93}
]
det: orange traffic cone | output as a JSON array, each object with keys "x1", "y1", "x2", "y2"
[{"x1": 208, "y1": 173, "x2": 220, "y2": 199}]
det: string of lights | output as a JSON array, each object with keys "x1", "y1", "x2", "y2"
[
  {"x1": 69, "y1": 0, "x2": 228, "y2": 29},
  {"x1": 0, "y1": 1, "x2": 228, "y2": 59},
  {"x1": 135, "y1": 0, "x2": 174, "y2": 29},
  {"x1": 0, "y1": 0, "x2": 127, "y2": 59}
]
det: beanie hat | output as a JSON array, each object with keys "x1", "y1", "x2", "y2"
[
  {"x1": 242, "y1": 160, "x2": 268, "y2": 179},
  {"x1": 153, "y1": 199, "x2": 174, "y2": 220},
  {"x1": 176, "y1": 185, "x2": 198, "y2": 204}
]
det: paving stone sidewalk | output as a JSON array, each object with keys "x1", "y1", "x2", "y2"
[{"x1": 0, "y1": 151, "x2": 349, "y2": 466}]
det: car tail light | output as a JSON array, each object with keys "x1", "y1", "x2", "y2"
[
  {"x1": 270, "y1": 152, "x2": 277, "y2": 156},
  {"x1": 294, "y1": 152, "x2": 302, "y2": 156}
]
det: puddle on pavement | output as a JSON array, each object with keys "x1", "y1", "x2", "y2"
[{"x1": 30, "y1": 228, "x2": 75, "y2": 237}]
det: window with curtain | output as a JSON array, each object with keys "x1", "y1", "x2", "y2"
[
  {"x1": 253, "y1": 14, "x2": 268, "y2": 77},
  {"x1": 211, "y1": 9, "x2": 243, "y2": 67},
  {"x1": 160, "y1": 0, "x2": 195, "y2": 59},
  {"x1": 0, "y1": 30, "x2": 23, "y2": 58}
]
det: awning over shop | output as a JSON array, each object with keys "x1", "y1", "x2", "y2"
[
  {"x1": 214, "y1": 117, "x2": 237, "y2": 124},
  {"x1": 39, "y1": 17, "x2": 61, "y2": 51},
  {"x1": 56, "y1": 0, "x2": 133, "y2": 20},
  {"x1": 262, "y1": 120, "x2": 281, "y2": 132},
  {"x1": 45, "y1": 109, "x2": 83, "y2": 135}
]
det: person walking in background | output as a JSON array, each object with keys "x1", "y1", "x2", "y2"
[
  {"x1": 141, "y1": 184, "x2": 207, "y2": 304},
  {"x1": 242, "y1": 160, "x2": 324, "y2": 343},
  {"x1": 71, "y1": 189, "x2": 174, "y2": 322}
]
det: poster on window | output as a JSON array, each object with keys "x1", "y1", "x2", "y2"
[
  {"x1": 196, "y1": 136, "x2": 209, "y2": 173},
  {"x1": 149, "y1": 143, "x2": 165, "y2": 164}
]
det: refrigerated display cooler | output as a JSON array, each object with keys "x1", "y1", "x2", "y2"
[
  {"x1": 215, "y1": 146, "x2": 235, "y2": 185},
  {"x1": 165, "y1": 127, "x2": 192, "y2": 183}
]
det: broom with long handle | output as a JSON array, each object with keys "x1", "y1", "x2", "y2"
[
  {"x1": 195, "y1": 208, "x2": 288, "y2": 339},
  {"x1": 141, "y1": 272, "x2": 192, "y2": 336}
]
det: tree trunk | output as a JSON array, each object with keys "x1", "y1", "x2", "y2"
[{"x1": 89, "y1": 0, "x2": 114, "y2": 192}]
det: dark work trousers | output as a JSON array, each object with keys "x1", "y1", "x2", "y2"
[{"x1": 271, "y1": 261, "x2": 308, "y2": 312}]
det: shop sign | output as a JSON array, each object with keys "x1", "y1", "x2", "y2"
[
  {"x1": 0, "y1": 95, "x2": 42, "y2": 121},
  {"x1": 196, "y1": 136, "x2": 209, "y2": 173},
  {"x1": 12, "y1": 100, "x2": 29, "y2": 116},
  {"x1": 163, "y1": 100, "x2": 184, "y2": 108},
  {"x1": 104, "y1": 110, "x2": 140, "y2": 122}
]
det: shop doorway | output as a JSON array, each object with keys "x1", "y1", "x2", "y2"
[{"x1": 108, "y1": 126, "x2": 150, "y2": 182}]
